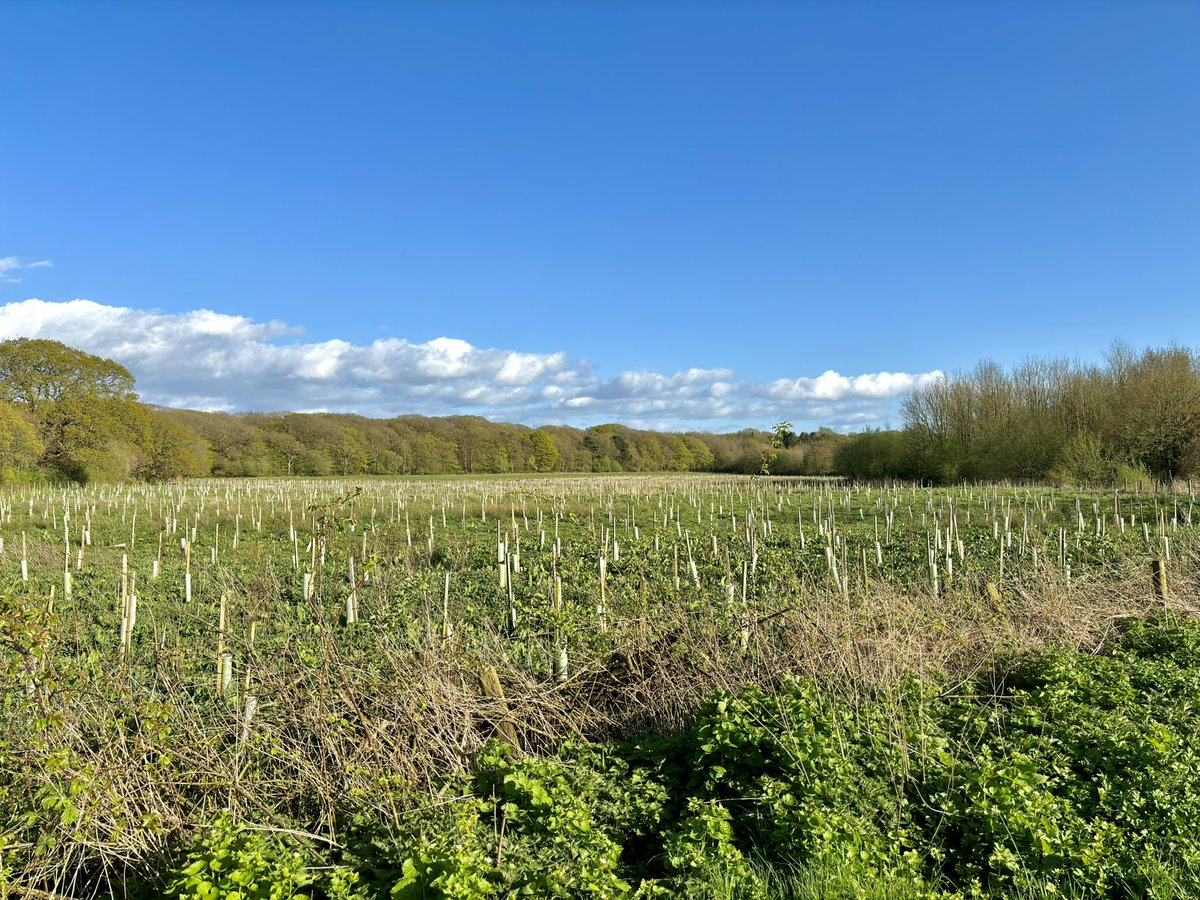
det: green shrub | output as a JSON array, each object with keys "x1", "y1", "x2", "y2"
[
  {"x1": 472, "y1": 743, "x2": 632, "y2": 898},
  {"x1": 163, "y1": 815, "x2": 316, "y2": 900},
  {"x1": 686, "y1": 680, "x2": 927, "y2": 888}
]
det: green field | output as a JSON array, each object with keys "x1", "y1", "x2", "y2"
[{"x1": 2, "y1": 475, "x2": 1198, "y2": 898}]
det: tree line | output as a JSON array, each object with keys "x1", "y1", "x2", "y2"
[
  {"x1": 836, "y1": 344, "x2": 1200, "y2": 484},
  {"x1": 151, "y1": 410, "x2": 848, "y2": 479},
  {"x1": 0, "y1": 338, "x2": 846, "y2": 482},
  {"x1": 2, "y1": 338, "x2": 1197, "y2": 484}
]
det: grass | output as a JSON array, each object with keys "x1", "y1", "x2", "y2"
[{"x1": 0, "y1": 475, "x2": 1197, "y2": 897}]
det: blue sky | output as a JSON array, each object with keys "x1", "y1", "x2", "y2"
[{"x1": 2, "y1": 1, "x2": 1197, "y2": 431}]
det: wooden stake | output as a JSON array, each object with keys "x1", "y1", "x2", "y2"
[{"x1": 1151, "y1": 558, "x2": 1169, "y2": 603}]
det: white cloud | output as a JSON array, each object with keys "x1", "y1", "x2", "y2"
[
  {"x1": 0, "y1": 298, "x2": 941, "y2": 431},
  {"x1": 759, "y1": 369, "x2": 944, "y2": 402},
  {"x1": 0, "y1": 257, "x2": 54, "y2": 282}
]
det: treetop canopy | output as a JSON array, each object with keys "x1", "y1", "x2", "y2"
[{"x1": 0, "y1": 337, "x2": 138, "y2": 408}]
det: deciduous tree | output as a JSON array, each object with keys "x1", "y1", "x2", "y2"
[{"x1": 0, "y1": 338, "x2": 136, "y2": 410}]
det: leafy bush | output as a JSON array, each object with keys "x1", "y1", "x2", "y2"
[
  {"x1": 1050, "y1": 431, "x2": 1116, "y2": 486},
  {"x1": 471, "y1": 744, "x2": 634, "y2": 898},
  {"x1": 686, "y1": 680, "x2": 925, "y2": 885},
  {"x1": 163, "y1": 815, "x2": 317, "y2": 900},
  {"x1": 661, "y1": 798, "x2": 766, "y2": 898}
]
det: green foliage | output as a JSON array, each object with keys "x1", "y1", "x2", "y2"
[
  {"x1": 1049, "y1": 431, "x2": 1115, "y2": 486},
  {"x1": 163, "y1": 815, "x2": 316, "y2": 900},
  {"x1": 758, "y1": 422, "x2": 793, "y2": 476},
  {"x1": 528, "y1": 430, "x2": 561, "y2": 473},
  {"x1": 916, "y1": 618, "x2": 1200, "y2": 895},
  {"x1": 902, "y1": 345, "x2": 1200, "y2": 482},
  {"x1": 0, "y1": 339, "x2": 210, "y2": 482},
  {"x1": 339, "y1": 742, "x2": 664, "y2": 898},
  {"x1": 135, "y1": 408, "x2": 210, "y2": 480},
  {"x1": 0, "y1": 338, "x2": 137, "y2": 409},
  {"x1": 155, "y1": 411, "x2": 768, "y2": 478},
  {"x1": 292, "y1": 617, "x2": 1200, "y2": 896},
  {"x1": 385, "y1": 803, "x2": 495, "y2": 899},
  {"x1": 687, "y1": 680, "x2": 926, "y2": 889},
  {"x1": 473, "y1": 743, "x2": 632, "y2": 897},
  {"x1": 833, "y1": 429, "x2": 910, "y2": 480},
  {"x1": 3, "y1": 337, "x2": 1200, "y2": 484},
  {"x1": 0, "y1": 401, "x2": 43, "y2": 480},
  {"x1": 1113, "y1": 460, "x2": 1154, "y2": 490},
  {"x1": 662, "y1": 799, "x2": 766, "y2": 898},
  {"x1": 125, "y1": 616, "x2": 1200, "y2": 897},
  {"x1": 668, "y1": 615, "x2": 1200, "y2": 897}
]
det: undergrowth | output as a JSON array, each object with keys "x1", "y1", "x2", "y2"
[{"x1": 6, "y1": 612, "x2": 1200, "y2": 898}]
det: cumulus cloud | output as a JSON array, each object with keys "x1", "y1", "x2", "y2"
[
  {"x1": 0, "y1": 257, "x2": 54, "y2": 282},
  {"x1": 0, "y1": 298, "x2": 940, "y2": 431},
  {"x1": 759, "y1": 369, "x2": 944, "y2": 402},
  {"x1": 0, "y1": 299, "x2": 574, "y2": 415}
]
